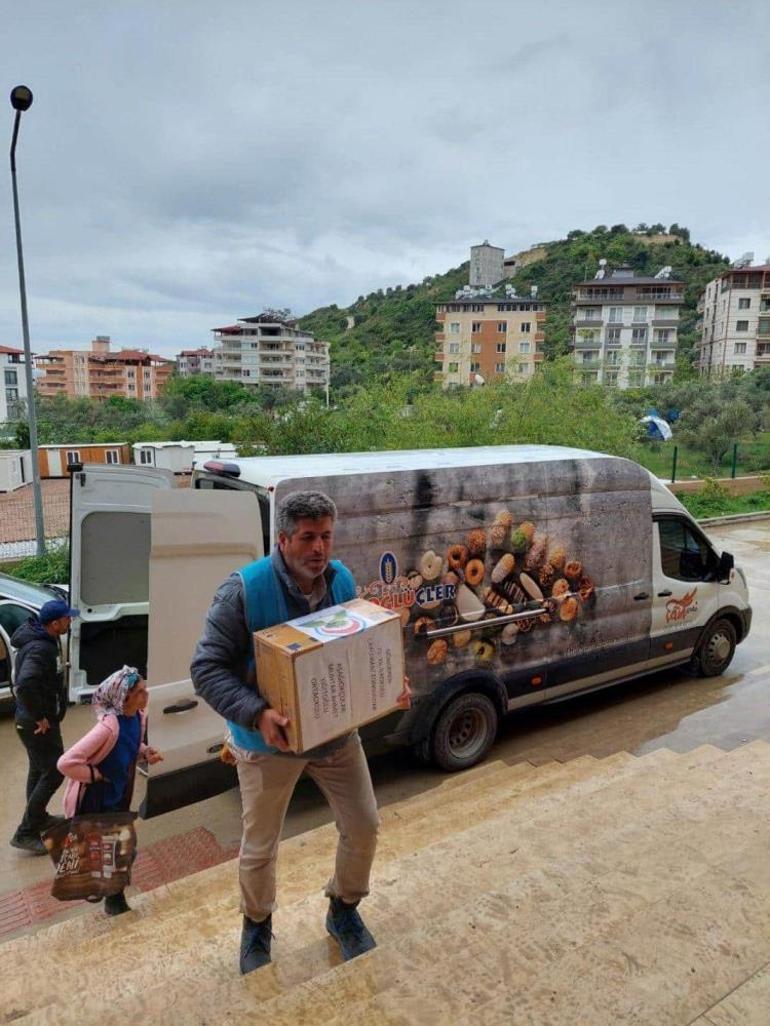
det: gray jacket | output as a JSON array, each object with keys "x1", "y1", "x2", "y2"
[{"x1": 190, "y1": 548, "x2": 353, "y2": 759}]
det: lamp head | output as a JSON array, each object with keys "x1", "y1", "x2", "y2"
[{"x1": 10, "y1": 86, "x2": 33, "y2": 112}]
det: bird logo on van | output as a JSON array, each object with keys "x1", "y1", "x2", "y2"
[{"x1": 665, "y1": 589, "x2": 699, "y2": 624}]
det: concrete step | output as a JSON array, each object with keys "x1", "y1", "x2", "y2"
[
  {"x1": 11, "y1": 744, "x2": 761, "y2": 1025},
  {"x1": 87, "y1": 743, "x2": 770, "y2": 1026},
  {"x1": 0, "y1": 757, "x2": 532, "y2": 960},
  {"x1": 0, "y1": 756, "x2": 599, "y2": 1013},
  {"x1": 692, "y1": 958, "x2": 770, "y2": 1026}
]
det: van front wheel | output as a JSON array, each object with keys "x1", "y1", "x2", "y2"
[
  {"x1": 693, "y1": 618, "x2": 736, "y2": 677},
  {"x1": 430, "y1": 691, "x2": 499, "y2": 772}
]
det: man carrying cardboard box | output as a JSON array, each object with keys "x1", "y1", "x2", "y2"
[{"x1": 191, "y1": 490, "x2": 410, "y2": 975}]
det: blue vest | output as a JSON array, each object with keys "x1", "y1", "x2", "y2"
[{"x1": 228, "y1": 556, "x2": 356, "y2": 753}]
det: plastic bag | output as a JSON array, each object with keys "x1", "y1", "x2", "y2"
[{"x1": 42, "y1": 811, "x2": 137, "y2": 901}]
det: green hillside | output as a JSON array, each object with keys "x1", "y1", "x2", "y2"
[{"x1": 299, "y1": 225, "x2": 731, "y2": 391}]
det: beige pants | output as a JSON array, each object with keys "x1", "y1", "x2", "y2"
[{"x1": 235, "y1": 733, "x2": 380, "y2": 922}]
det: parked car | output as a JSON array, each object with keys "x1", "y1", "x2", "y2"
[
  {"x1": 0, "y1": 573, "x2": 69, "y2": 702},
  {"x1": 63, "y1": 447, "x2": 751, "y2": 818}
]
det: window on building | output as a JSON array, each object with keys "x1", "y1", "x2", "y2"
[
  {"x1": 608, "y1": 307, "x2": 623, "y2": 323},
  {"x1": 759, "y1": 317, "x2": 770, "y2": 336},
  {"x1": 472, "y1": 322, "x2": 481, "y2": 333},
  {"x1": 604, "y1": 370, "x2": 619, "y2": 386},
  {"x1": 520, "y1": 322, "x2": 531, "y2": 332},
  {"x1": 5, "y1": 388, "x2": 19, "y2": 401},
  {"x1": 605, "y1": 352, "x2": 620, "y2": 366},
  {"x1": 447, "y1": 362, "x2": 459, "y2": 373},
  {"x1": 448, "y1": 342, "x2": 460, "y2": 354},
  {"x1": 579, "y1": 329, "x2": 600, "y2": 344},
  {"x1": 519, "y1": 341, "x2": 531, "y2": 354},
  {"x1": 497, "y1": 322, "x2": 507, "y2": 333},
  {"x1": 633, "y1": 306, "x2": 648, "y2": 322},
  {"x1": 105, "y1": 450, "x2": 120, "y2": 465},
  {"x1": 517, "y1": 363, "x2": 528, "y2": 375},
  {"x1": 470, "y1": 362, "x2": 481, "y2": 372},
  {"x1": 734, "y1": 342, "x2": 747, "y2": 354},
  {"x1": 632, "y1": 328, "x2": 648, "y2": 343},
  {"x1": 66, "y1": 450, "x2": 81, "y2": 466},
  {"x1": 4, "y1": 369, "x2": 18, "y2": 386},
  {"x1": 496, "y1": 342, "x2": 506, "y2": 353},
  {"x1": 449, "y1": 322, "x2": 460, "y2": 334},
  {"x1": 606, "y1": 328, "x2": 621, "y2": 344},
  {"x1": 471, "y1": 344, "x2": 481, "y2": 354},
  {"x1": 738, "y1": 298, "x2": 751, "y2": 309},
  {"x1": 495, "y1": 362, "x2": 505, "y2": 374},
  {"x1": 139, "y1": 449, "x2": 154, "y2": 465},
  {"x1": 654, "y1": 329, "x2": 672, "y2": 343},
  {"x1": 736, "y1": 320, "x2": 749, "y2": 332}
]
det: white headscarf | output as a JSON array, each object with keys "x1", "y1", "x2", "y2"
[{"x1": 92, "y1": 665, "x2": 141, "y2": 719}]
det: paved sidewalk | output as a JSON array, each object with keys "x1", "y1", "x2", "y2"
[{"x1": 0, "y1": 825, "x2": 239, "y2": 940}]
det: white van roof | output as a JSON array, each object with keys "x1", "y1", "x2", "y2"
[{"x1": 225, "y1": 445, "x2": 622, "y2": 488}]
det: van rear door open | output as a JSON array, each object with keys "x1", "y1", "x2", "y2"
[
  {"x1": 68, "y1": 464, "x2": 175, "y2": 701},
  {"x1": 141, "y1": 489, "x2": 262, "y2": 817}
]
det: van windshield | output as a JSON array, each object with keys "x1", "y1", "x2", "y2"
[{"x1": 194, "y1": 474, "x2": 270, "y2": 556}]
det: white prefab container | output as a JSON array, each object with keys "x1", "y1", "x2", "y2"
[
  {"x1": 0, "y1": 450, "x2": 31, "y2": 493},
  {"x1": 133, "y1": 442, "x2": 196, "y2": 474},
  {"x1": 133, "y1": 441, "x2": 238, "y2": 474}
]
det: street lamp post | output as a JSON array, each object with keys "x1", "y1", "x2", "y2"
[{"x1": 10, "y1": 85, "x2": 45, "y2": 556}]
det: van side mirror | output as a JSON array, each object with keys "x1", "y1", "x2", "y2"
[{"x1": 717, "y1": 551, "x2": 734, "y2": 581}]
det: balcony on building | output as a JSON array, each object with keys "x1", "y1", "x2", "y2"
[{"x1": 573, "y1": 335, "x2": 602, "y2": 349}]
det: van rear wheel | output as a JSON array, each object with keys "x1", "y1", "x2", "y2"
[
  {"x1": 693, "y1": 618, "x2": 736, "y2": 677},
  {"x1": 430, "y1": 691, "x2": 499, "y2": 772}
]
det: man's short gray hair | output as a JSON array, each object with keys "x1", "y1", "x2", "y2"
[{"x1": 276, "y1": 491, "x2": 337, "y2": 536}]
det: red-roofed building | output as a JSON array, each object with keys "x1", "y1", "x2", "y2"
[
  {"x1": 0, "y1": 344, "x2": 28, "y2": 422},
  {"x1": 210, "y1": 313, "x2": 330, "y2": 393},
  {"x1": 176, "y1": 347, "x2": 215, "y2": 377},
  {"x1": 36, "y1": 336, "x2": 173, "y2": 401}
]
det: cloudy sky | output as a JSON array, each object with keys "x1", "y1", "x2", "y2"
[{"x1": 2, "y1": 0, "x2": 769, "y2": 358}]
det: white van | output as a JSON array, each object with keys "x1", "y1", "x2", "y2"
[{"x1": 66, "y1": 446, "x2": 751, "y2": 817}]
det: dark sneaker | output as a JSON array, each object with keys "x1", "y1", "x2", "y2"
[
  {"x1": 240, "y1": 914, "x2": 273, "y2": 975},
  {"x1": 10, "y1": 833, "x2": 47, "y2": 856},
  {"x1": 326, "y1": 898, "x2": 376, "y2": 961},
  {"x1": 104, "y1": 891, "x2": 131, "y2": 916}
]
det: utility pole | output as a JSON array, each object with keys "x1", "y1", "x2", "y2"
[{"x1": 9, "y1": 84, "x2": 45, "y2": 555}]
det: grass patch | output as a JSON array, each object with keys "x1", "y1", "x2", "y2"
[
  {"x1": 637, "y1": 431, "x2": 770, "y2": 481},
  {"x1": 1, "y1": 544, "x2": 70, "y2": 586},
  {"x1": 678, "y1": 481, "x2": 770, "y2": 519}
]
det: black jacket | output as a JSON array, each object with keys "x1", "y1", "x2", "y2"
[{"x1": 12, "y1": 618, "x2": 66, "y2": 724}]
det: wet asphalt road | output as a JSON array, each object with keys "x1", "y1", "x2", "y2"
[{"x1": 2, "y1": 518, "x2": 768, "y2": 901}]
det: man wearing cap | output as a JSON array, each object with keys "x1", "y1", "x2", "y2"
[{"x1": 10, "y1": 599, "x2": 79, "y2": 855}]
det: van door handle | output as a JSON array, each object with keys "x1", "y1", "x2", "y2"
[
  {"x1": 657, "y1": 590, "x2": 672, "y2": 597},
  {"x1": 633, "y1": 592, "x2": 650, "y2": 601},
  {"x1": 163, "y1": 698, "x2": 199, "y2": 714}
]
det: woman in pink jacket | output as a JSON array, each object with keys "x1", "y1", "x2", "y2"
[{"x1": 57, "y1": 665, "x2": 163, "y2": 915}]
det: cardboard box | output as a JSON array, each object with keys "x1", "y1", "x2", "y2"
[{"x1": 254, "y1": 598, "x2": 405, "y2": 753}]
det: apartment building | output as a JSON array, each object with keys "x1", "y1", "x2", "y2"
[
  {"x1": 470, "y1": 241, "x2": 505, "y2": 287},
  {"x1": 0, "y1": 345, "x2": 28, "y2": 422},
  {"x1": 571, "y1": 264, "x2": 684, "y2": 388},
  {"x1": 435, "y1": 286, "x2": 546, "y2": 388},
  {"x1": 36, "y1": 337, "x2": 173, "y2": 401},
  {"x1": 697, "y1": 261, "x2": 770, "y2": 376},
  {"x1": 210, "y1": 313, "x2": 330, "y2": 393},
  {"x1": 176, "y1": 348, "x2": 215, "y2": 376}
]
